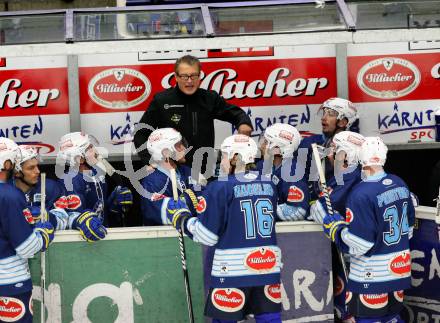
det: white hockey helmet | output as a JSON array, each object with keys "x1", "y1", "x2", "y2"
[
  {"x1": 263, "y1": 123, "x2": 302, "y2": 158},
  {"x1": 0, "y1": 137, "x2": 20, "y2": 171},
  {"x1": 147, "y1": 128, "x2": 184, "y2": 161},
  {"x1": 320, "y1": 97, "x2": 359, "y2": 129},
  {"x1": 58, "y1": 132, "x2": 99, "y2": 165},
  {"x1": 332, "y1": 131, "x2": 365, "y2": 167},
  {"x1": 221, "y1": 134, "x2": 258, "y2": 164},
  {"x1": 359, "y1": 137, "x2": 388, "y2": 167},
  {"x1": 15, "y1": 145, "x2": 40, "y2": 172}
]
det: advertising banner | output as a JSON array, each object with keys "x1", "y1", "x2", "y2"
[
  {"x1": 0, "y1": 56, "x2": 70, "y2": 156},
  {"x1": 403, "y1": 218, "x2": 440, "y2": 323},
  {"x1": 347, "y1": 42, "x2": 440, "y2": 144},
  {"x1": 78, "y1": 45, "x2": 337, "y2": 154}
]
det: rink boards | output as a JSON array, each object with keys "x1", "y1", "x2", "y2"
[{"x1": 28, "y1": 207, "x2": 439, "y2": 323}]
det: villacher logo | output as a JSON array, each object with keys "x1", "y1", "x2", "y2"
[
  {"x1": 357, "y1": 57, "x2": 421, "y2": 99},
  {"x1": 88, "y1": 68, "x2": 151, "y2": 109}
]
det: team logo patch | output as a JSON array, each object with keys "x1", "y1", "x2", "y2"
[
  {"x1": 33, "y1": 193, "x2": 42, "y2": 203},
  {"x1": 287, "y1": 186, "x2": 304, "y2": 202},
  {"x1": 389, "y1": 252, "x2": 411, "y2": 277},
  {"x1": 334, "y1": 275, "x2": 345, "y2": 296},
  {"x1": 22, "y1": 208, "x2": 35, "y2": 224},
  {"x1": 170, "y1": 114, "x2": 181, "y2": 123},
  {"x1": 264, "y1": 284, "x2": 282, "y2": 303},
  {"x1": 346, "y1": 291, "x2": 352, "y2": 304},
  {"x1": 245, "y1": 247, "x2": 277, "y2": 272},
  {"x1": 382, "y1": 179, "x2": 393, "y2": 186},
  {"x1": 359, "y1": 293, "x2": 388, "y2": 309},
  {"x1": 345, "y1": 208, "x2": 354, "y2": 223},
  {"x1": 66, "y1": 195, "x2": 82, "y2": 210},
  {"x1": 394, "y1": 290, "x2": 404, "y2": 302},
  {"x1": 211, "y1": 288, "x2": 245, "y2": 312},
  {"x1": 150, "y1": 193, "x2": 166, "y2": 202},
  {"x1": 0, "y1": 297, "x2": 26, "y2": 322},
  {"x1": 196, "y1": 196, "x2": 206, "y2": 213},
  {"x1": 54, "y1": 196, "x2": 68, "y2": 209}
]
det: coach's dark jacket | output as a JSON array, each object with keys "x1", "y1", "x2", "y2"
[{"x1": 134, "y1": 86, "x2": 252, "y2": 167}]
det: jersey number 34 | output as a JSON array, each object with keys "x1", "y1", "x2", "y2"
[
  {"x1": 240, "y1": 199, "x2": 274, "y2": 239},
  {"x1": 383, "y1": 202, "x2": 410, "y2": 246}
]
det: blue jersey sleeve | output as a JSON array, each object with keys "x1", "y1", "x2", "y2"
[
  {"x1": 335, "y1": 192, "x2": 375, "y2": 256},
  {"x1": 186, "y1": 181, "x2": 227, "y2": 246},
  {"x1": 140, "y1": 175, "x2": 172, "y2": 225},
  {"x1": 0, "y1": 187, "x2": 42, "y2": 258}
]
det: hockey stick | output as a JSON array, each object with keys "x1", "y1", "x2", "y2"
[
  {"x1": 311, "y1": 143, "x2": 349, "y2": 281},
  {"x1": 170, "y1": 168, "x2": 195, "y2": 323},
  {"x1": 40, "y1": 173, "x2": 46, "y2": 323}
]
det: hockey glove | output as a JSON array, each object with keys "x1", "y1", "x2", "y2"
[
  {"x1": 73, "y1": 210, "x2": 107, "y2": 242},
  {"x1": 166, "y1": 199, "x2": 192, "y2": 231},
  {"x1": 109, "y1": 186, "x2": 133, "y2": 213},
  {"x1": 180, "y1": 189, "x2": 199, "y2": 214},
  {"x1": 34, "y1": 221, "x2": 55, "y2": 252},
  {"x1": 323, "y1": 211, "x2": 347, "y2": 242},
  {"x1": 28, "y1": 205, "x2": 44, "y2": 224}
]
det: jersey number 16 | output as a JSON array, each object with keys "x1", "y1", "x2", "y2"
[{"x1": 240, "y1": 199, "x2": 274, "y2": 239}]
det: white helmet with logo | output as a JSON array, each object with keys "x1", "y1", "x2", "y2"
[
  {"x1": 0, "y1": 137, "x2": 20, "y2": 171},
  {"x1": 58, "y1": 132, "x2": 99, "y2": 165},
  {"x1": 15, "y1": 145, "x2": 40, "y2": 172},
  {"x1": 221, "y1": 134, "x2": 258, "y2": 164},
  {"x1": 332, "y1": 131, "x2": 365, "y2": 167},
  {"x1": 263, "y1": 123, "x2": 301, "y2": 158},
  {"x1": 321, "y1": 97, "x2": 359, "y2": 129},
  {"x1": 359, "y1": 136, "x2": 388, "y2": 167},
  {"x1": 147, "y1": 128, "x2": 183, "y2": 162}
]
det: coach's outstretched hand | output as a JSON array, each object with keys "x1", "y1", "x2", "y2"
[{"x1": 166, "y1": 199, "x2": 192, "y2": 231}]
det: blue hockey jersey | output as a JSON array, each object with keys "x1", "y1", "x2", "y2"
[
  {"x1": 185, "y1": 172, "x2": 284, "y2": 288},
  {"x1": 59, "y1": 170, "x2": 119, "y2": 226},
  {"x1": 0, "y1": 182, "x2": 44, "y2": 296},
  {"x1": 310, "y1": 166, "x2": 362, "y2": 223},
  {"x1": 335, "y1": 172, "x2": 415, "y2": 294},
  {"x1": 13, "y1": 178, "x2": 73, "y2": 231},
  {"x1": 15, "y1": 178, "x2": 65, "y2": 211},
  {"x1": 140, "y1": 165, "x2": 200, "y2": 225}
]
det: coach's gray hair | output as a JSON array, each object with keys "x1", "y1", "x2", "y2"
[{"x1": 174, "y1": 55, "x2": 201, "y2": 73}]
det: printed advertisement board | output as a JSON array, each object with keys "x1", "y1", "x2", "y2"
[
  {"x1": 78, "y1": 45, "x2": 337, "y2": 154},
  {"x1": 0, "y1": 56, "x2": 70, "y2": 156},
  {"x1": 348, "y1": 42, "x2": 440, "y2": 144}
]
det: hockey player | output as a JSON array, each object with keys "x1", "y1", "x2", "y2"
[
  {"x1": 0, "y1": 138, "x2": 55, "y2": 323},
  {"x1": 140, "y1": 127, "x2": 202, "y2": 225},
  {"x1": 309, "y1": 131, "x2": 365, "y2": 223},
  {"x1": 14, "y1": 145, "x2": 107, "y2": 242},
  {"x1": 322, "y1": 137, "x2": 415, "y2": 323},
  {"x1": 258, "y1": 123, "x2": 309, "y2": 221},
  {"x1": 308, "y1": 131, "x2": 364, "y2": 323},
  {"x1": 57, "y1": 132, "x2": 133, "y2": 227},
  {"x1": 299, "y1": 97, "x2": 359, "y2": 192},
  {"x1": 166, "y1": 134, "x2": 287, "y2": 323}
]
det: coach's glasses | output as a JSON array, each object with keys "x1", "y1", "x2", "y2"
[{"x1": 177, "y1": 74, "x2": 200, "y2": 81}]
